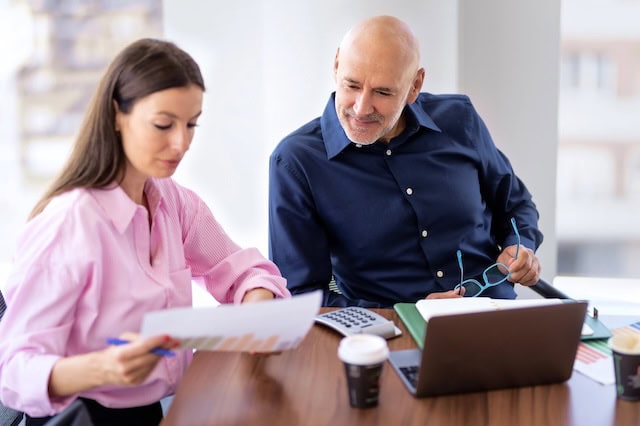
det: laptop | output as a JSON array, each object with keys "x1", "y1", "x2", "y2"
[{"x1": 388, "y1": 301, "x2": 588, "y2": 397}]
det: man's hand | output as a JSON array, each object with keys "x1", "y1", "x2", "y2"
[
  {"x1": 497, "y1": 245, "x2": 541, "y2": 286},
  {"x1": 425, "y1": 287, "x2": 465, "y2": 299}
]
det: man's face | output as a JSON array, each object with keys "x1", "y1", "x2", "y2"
[{"x1": 334, "y1": 49, "x2": 416, "y2": 145}]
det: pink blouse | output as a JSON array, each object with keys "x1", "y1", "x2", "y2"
[{"x1": 0, "y1": 178, "x2": 290, "y2": 416}]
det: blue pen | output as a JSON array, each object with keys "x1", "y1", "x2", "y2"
[{"x1": 106, "y1": 338, "x2": 176, "y2": 357}]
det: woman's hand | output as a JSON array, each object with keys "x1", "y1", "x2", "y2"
[
  {"x1": 48, "y1": 333, "x2": 180, "y2": 397},
  {"x1": 98, "y1": 333, "x2": 179, "y2": 386},
  {"x1": 241, "y1": 288, "x2": 276, "y2": 303},
  {"x1": 241, "y1": 288, "x2": 280, "y2": 355}
]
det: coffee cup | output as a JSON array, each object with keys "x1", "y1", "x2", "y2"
[
  {"x1": 337, "y1": 334, "x2": 389, "y2": 408},
  {"x1": 609, "y1": 333, "x2": 640, "y2": 401}
]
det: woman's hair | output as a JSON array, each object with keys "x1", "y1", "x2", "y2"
[{"x1": 29, "y1": 38, "x2": 205, "y2": 219}]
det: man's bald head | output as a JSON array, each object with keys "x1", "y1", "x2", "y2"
[{"x1": 338, "y1": 15, "x2": 421, "y2": 80}]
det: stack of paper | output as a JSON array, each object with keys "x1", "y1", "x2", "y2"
[{"x1": 415, "y1": 297, "x2": 563, "y2": 322}]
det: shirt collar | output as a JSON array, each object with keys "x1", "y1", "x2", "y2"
[
  {"x1": 320, "y1": 92, "x2": 441, "y2": 159},
  {"x1": 90, "y1": 179, "x2": 162, "y2": 234}
]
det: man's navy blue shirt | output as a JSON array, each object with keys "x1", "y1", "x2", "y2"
[{"x1": 268, "y1": 93, "x2": 543, "y2": 308}]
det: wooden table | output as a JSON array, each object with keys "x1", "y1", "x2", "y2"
[{"x1": 162, "y1": 309, "x2": 639, "y2": 426}]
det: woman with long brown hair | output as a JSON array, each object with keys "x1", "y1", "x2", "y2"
[{"x1": 0, "y1": 38, "x2": 289, "y2": 425}]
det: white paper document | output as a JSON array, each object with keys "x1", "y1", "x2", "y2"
[
  {"x1": 573, "y1": 341, "x2": 615, "y2": 385},
  {"x1": 141, "y1": 290, "x2": 322, "y2": 353},
  {"x1": 415, "y1": 297, "x2": 563, "y2": 322}
]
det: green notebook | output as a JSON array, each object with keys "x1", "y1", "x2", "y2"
[
  {"x1": 393, "y1": 303, "x2": 426, "y2": 349},
  {"x1": 394, "y1": 301, "x2": 611, "y2": 348}
]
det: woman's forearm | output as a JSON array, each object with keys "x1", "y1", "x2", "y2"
[{"x1": 48, "y1": 352, "x2": 105, "y2": 397}]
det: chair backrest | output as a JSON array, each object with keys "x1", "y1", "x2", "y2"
[
  {"x1": 530, "y1": 278, "x2": 570, "y2": 299},
  {"x1": 43, "y1": 399, "x2": 93, "y2": 426},
  {"x1": 0, "y1": 292, "x2": 6, "y2": 322},
  {"x1": 0, "y1": 290, "x2": 24, "y2": 426}
]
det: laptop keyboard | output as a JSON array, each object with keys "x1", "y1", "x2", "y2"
[{"x1": 399, "y1": 365, "x2": 420, "y2": 388}]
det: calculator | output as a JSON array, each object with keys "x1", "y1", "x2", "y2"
[{"x1": 315, "y1": 307, "x2": 402, "y2": 339}]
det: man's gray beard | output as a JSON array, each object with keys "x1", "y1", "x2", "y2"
[{"x1": 345, "y1": 131, "x2": 378, "y2": 146}]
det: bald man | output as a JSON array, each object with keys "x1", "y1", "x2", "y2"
[{"x1": 268, "y1": 16, "x2": 543, "y2": 308}]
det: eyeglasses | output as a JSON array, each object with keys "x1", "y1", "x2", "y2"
[{"x1": 453, "y1": 218, "x2": 520, "y2": 298}]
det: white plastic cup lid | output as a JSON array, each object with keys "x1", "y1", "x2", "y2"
[
  {"x1": 337, "y1": 334, "x2": 389, "y2": 365},
  {"x1": 609, "y1": 334, "x2": 640, "y2": 355}
]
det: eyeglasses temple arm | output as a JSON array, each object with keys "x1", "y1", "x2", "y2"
[
  {"x1": 510, "y1": 217, "x2": 520, "y2": 260},
  {"x1": 456, "y1": 250, "x2": 464, "y2": 293}
]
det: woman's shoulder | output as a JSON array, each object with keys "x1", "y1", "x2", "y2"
[
  {"x1": 43, "y1": 188, "x2": 115, "y2": 228},
  {"x1": 151, "y1": 177, "x2": 203, "y2": 210},
  {"x1": 35, "y1": 188, "x2": 98, "y2": 224},
  {"x1": 14, "y1": 188, "x2": 104, "y2": 262},
  {"x1": 150, "y1": 178, "x2": 219, "y2": 236},
  {"x1": 47, "y1": 186, "x2": 94, "y2": 208}
]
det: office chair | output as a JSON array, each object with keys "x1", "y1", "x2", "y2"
[
  {"x1": 530, "y1": 278, "x2": 570, "y2": 299},
  {"x1": 0, "y1": 291, "x2": 23, "y2": 426},
  {"x1": 42, "y1": 399, "x2": 93, "y2": 426}
]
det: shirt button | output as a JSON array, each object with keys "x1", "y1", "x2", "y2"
[
  {"x1": 355, "y1": 144, "x2": 363, "y2": 148},
  {"x1": 436, "y1": 270, "x2": 444, "y2": 278},
  {"x1": 406, "y1": 188, "x2": 413, "y2": 195},
  {"x1": 385, "y1": 149, "x2": 392, "y2": 156},
  {"x1": 421, "y1": 230, "x2": 428, "y2": 238}
]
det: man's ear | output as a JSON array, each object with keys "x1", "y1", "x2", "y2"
[
  {"x1": 407, "y1": 68, "x2": 425, "y2": 104},
  {"x1": 333, "y1": 48, "x2": 340, "y2": 82}
]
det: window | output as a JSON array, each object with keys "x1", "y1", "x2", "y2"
[
  {"x1": 0, "y1": 0, "x2": 162, "y2": 281},
  {"x1": 558, "y1": 0, "x2": 640, "y2": 285}
]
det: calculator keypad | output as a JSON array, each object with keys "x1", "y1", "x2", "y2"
[{"x1": 315, "y1": 307, "x2": 400, "y2": 339}]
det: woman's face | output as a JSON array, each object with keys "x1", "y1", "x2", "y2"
[{"x1": 115, "y1": 84, "x2": 203, "y2": 183}]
